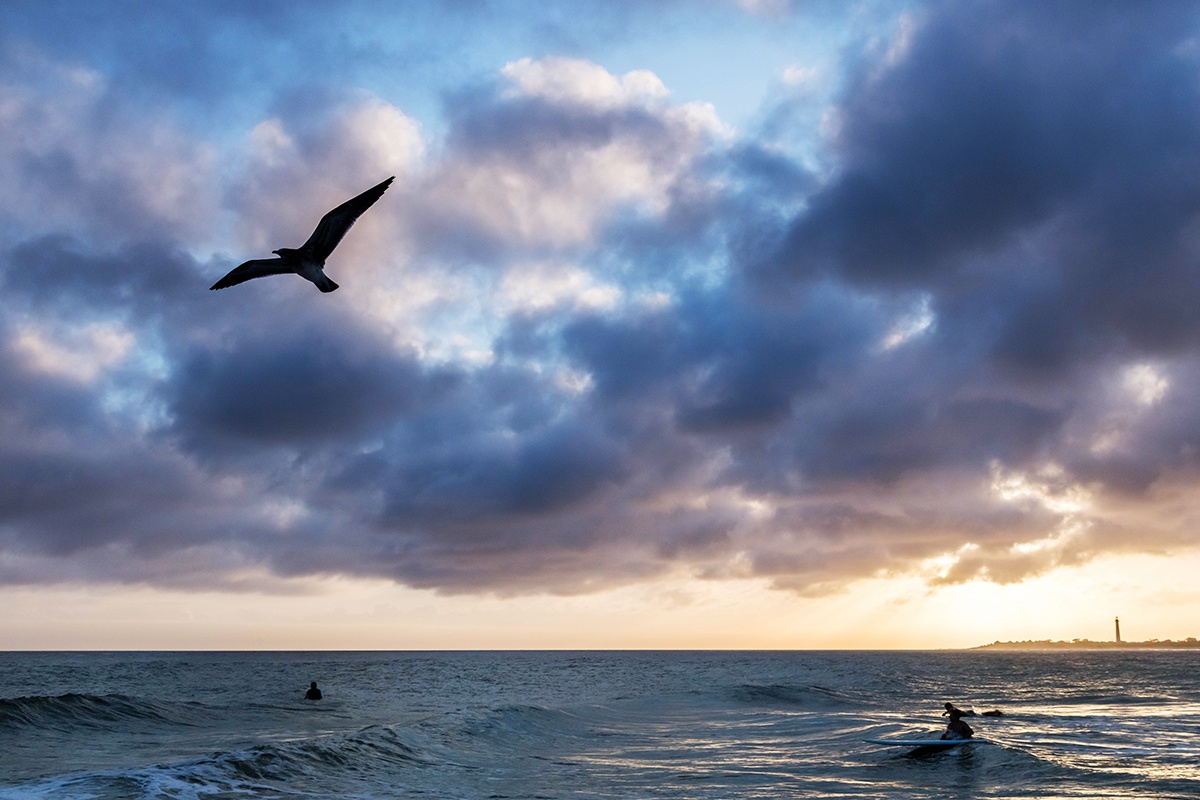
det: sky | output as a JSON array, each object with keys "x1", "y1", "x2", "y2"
[{"x1": 3, "y1": 0, "x2": 1200, "y2": 649}]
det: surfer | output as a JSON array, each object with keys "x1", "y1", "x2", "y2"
[
  {"x1": 941, "y1": 708, "x2": 974, "y2": 740},
  {"x1": 942, "y1": 702, "x2": 974, "y2": 717},
  {"x1": 944, "y1": 701, "x2": 1004, "y2": 717},
  {"x1": 305, "y1": 682, "x2": 323, "y2": 700}
]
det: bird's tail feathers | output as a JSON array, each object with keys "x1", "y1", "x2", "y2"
[{"x1": 319, "y1": 278, "x2": 339, "y2": 293}]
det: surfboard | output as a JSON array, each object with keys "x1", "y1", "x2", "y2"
[{"x1": 864, "y1": 738, "x2": 985, "y2": 747}]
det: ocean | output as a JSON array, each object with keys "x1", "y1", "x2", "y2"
[{"x1": 1, "y1": 650, "x2": 1197, "y2": 799}]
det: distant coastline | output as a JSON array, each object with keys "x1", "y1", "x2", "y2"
[{"x1": 974, "y1": 638, "x2": 1200, "y2": 650}]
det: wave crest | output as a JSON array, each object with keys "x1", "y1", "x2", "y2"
[{"x1": 0, "y1": 693, "x2": 207, "y2": 731}]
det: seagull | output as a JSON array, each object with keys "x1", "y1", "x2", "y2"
[{"x1": 210, "y1": 176, "x2": 394, "y2": 292}]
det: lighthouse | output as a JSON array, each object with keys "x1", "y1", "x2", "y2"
[{"x1": 1115, "y1": 616, "x2": 1121, "y2": 644}]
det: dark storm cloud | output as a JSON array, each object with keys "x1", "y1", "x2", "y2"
[
  {"x1": 381, "y1": 411, "x2": 627, "y2": 523},
  {"x1": 4, "y1": 235, "x2": 201, "y2": 315},
  {"x1": 167, "y1": 323, "x2": 461, "y2": 451},
  {"x1": 748, "y1": 1, "x2": 1200, "y2": 498},
  {"x1": 775, "y1": 1, "x2": 1200, "y2": 283},
  {"x1": 560, "y1": 282, "x2": 877, "y2": 432}
]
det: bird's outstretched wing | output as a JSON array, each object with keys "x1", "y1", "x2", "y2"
[
  {"x1": 301, "y1": 176, "x2": 394, "y2": 261},
  {"x1": 209, "y1": 258, "x2": 294, "y2": 290}
]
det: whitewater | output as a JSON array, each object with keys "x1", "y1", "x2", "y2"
[{"x1": 2, "y1": 650, "x2": 1197, "y2": 798}]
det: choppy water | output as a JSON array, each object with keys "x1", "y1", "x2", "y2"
[{"x1": 1, "y1": 650, "x2": 1197, "y2": 798}]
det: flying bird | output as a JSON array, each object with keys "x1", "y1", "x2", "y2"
[{"x1": 210, "y1": 176, "x2": 394, "y2": 292}]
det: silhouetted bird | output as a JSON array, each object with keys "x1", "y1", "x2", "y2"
[{"x1": 210, "y1": 176, "x2": 394, "y2": 292}]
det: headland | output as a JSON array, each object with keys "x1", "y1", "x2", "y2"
[{"x1": 974, "y1": 638, "x2": 1200, "y2": 650}]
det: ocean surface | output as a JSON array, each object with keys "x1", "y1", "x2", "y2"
[{"x1": 1, "y1": 650, "x2": 1197, "y2": 799}]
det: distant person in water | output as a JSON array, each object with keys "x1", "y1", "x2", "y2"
[
  {"x1": 944, "y1": 701, "x2": 1005, "y2": 717},
  {"x1": 941, "y1": 708, "x2": 974, "y2": 740},
  {"x1": 305, "y1": 682, "x2": 323, "y2": 700}
]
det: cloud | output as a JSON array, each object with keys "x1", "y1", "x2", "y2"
[
  {"x1": 0, "y1": 54, "x2": 219, "y2": 244},
  {"x1": 736, "y1": 0, "x2": 1200, "y2": 586},
  {"x1": 5, "y1": 2, "x2": 1200, "y2": 600},
  {"x1": 5, "y1": 235, "x2": 203, "y2": 317},
  {"x1": 415, "y1": 56, "x2": 730, "y2": 256},
  {"x1": 501, "y1": 56, "x2": 670, "y2": 109},
  {"x1": 167, "y1": 319, "x2": 462, "y2": 453},
  {"x1": 234, "y1": 97, "x2": 423, "y2": 257},
  {"x1": 773, "y1": 2, "x2": 1200, "y2": 287}
]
